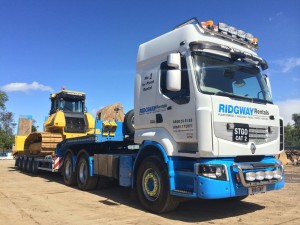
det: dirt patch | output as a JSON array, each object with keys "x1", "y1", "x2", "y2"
[{"x1": 0, "y1": 160, "x2": 299, "y2": 225}]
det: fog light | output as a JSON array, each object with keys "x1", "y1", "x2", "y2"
[
  {"x1": 255, "y1": 171, "x2": 265, "y2": 180},
  {"x1": 245, "y1": 172, "x2": 256, "y2": 181},
  {"x1": 265, "y1": 170, "x2": 273, "y2": 180}
]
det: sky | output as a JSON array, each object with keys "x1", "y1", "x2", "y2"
[{"x1": 0, "y1": 0, "x2": 300, "y2": 132}]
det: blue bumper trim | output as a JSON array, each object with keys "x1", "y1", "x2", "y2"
[{"x1": 170, "y1": 157, "x2": 285, "y2": 199}]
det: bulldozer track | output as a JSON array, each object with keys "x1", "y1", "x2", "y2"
[{"x1": 24, "y1": 132, "x2": 63, "y2": 156}]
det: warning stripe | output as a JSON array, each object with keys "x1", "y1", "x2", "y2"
[{"x1": 53, "y1": 157, "x2": 64, "y2": 170}]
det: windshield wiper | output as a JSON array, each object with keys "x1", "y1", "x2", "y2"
[
  {"x1": 215, "y1": 92, "x2": 273, "y2": 104},
  {"x1": 251, "y1": 98, "x2": 273, "y2": 104},
  {"x1": 214, "y1": 91, "x2": 251, "y2": 101}
]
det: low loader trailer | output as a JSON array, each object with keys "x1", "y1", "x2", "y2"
[{"x1": 15, "y1": 18, "x2": 284, "y2": 213}]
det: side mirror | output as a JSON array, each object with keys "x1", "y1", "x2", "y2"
[
  {"x1": 261, "y1": 59, "x2": 269, "y2": 71},
  {"x1": 263, "y1": 74, "x2": 272, "y2": 98},
  {"x1": 167, "y1": 70, "x2": 181, "y2": 92},
  {"x1": 167, "y1": 53, "x2": 181, "y2": 69}
]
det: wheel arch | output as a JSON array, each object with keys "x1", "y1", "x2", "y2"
[{"x1": 132, "y1": 141, "x2": 170, "y2": 188}]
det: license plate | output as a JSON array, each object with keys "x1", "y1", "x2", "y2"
[
  {"x1": 233, "y1": 124, "x2": 249, "y2": 142},
  {"x1": 248, "y1": 185, "x2": 266, "y2": 195}
]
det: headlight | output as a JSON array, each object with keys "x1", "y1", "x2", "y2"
[{"x1": 198, "y1": 164, "x2": 227, "y2": 181}]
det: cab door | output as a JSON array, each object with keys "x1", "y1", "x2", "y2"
[{"x1": 155, "y1": 55, "x2": 197, "y2": 146}]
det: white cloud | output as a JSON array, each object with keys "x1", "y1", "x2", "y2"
[
  {"x1": 1, "y1": 81, "x2": 54, "y2": 93},
  {"x1": 281, "y1": 57, "x2": 300, "y2": 73},
  {"x1": 276, "y1": 98, "x2": 300, "y2": 125},
  {"x1": 268, "y1": 11, "x2": 284, "y2": 22}
]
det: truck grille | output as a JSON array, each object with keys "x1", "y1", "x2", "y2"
[
  {"x1": 214, "y1": 122, "x2": 278, "y2": 145},
  {"x1": 65, "y1": 116, "x2": 86, "y2": 133},
  {"x1": 249, "y1": 127, "x2": 268, "y2": 144}
]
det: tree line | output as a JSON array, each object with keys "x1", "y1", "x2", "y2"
[
  {"x1": 0, "y1": 90, "x2": 299, "y2": 152},
  {"x1": 0, "y1": 91, "x2": 16, "y2": 153}
]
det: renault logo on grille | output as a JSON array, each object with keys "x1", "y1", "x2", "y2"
[{"x1": 250, "y1": 143, "x2": 256, "y2": 154}]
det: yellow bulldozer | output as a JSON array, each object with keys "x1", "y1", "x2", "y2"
[{"x1": 14, "y1": 89, "x2": 95, "y2": 157}]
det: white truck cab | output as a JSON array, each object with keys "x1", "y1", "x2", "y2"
[
  {"x1": 135, "y1": 18, "x2": 283, "y2": 158},
  {"x1": 133, "y1": 18, "x2": 284, "y2": 213}
]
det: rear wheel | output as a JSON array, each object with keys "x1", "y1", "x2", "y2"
[
  {"x1": 77, "y1": 154, "x2": 97, "y2": 190},
  {"x1": 63, "y1": 154, "x2": 76, "y2": 186},
  {"x1": 136, "y1": 156, "x2": 179, "y2": 213},
  {"x1": 124, "y1": 110, "x2": 134, "y2": 135}
]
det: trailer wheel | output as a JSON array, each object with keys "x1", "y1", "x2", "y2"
[
  {"x1": 15, "y1": 157, "x2": 20, "y2": 168},
  {"x1": 77, "y1": 154, "x2": 97, "y2": 191},
  {"x1": 30, "y1": 159, "x2": 38, "y2": 175},
  {"x1": 124, "y1": 109, "x2": 135, "y2": 135},
  {"x1": 21, "y1": 157, "x2": 26, "y2": 170},
  {"x1": 18, "y1": 157, "x2": 23, "y2": 170},
  {"x1": 26, "y1": 158, "x2": 31, "y2": 172},
  {"x1": 15, "y1": 157, "x2": 19, "y2": 167},
  {"x1": 63, "y1": 154, "x2": 76, "y2": 186},
  {"x1": 136, "y1": 156, "x2": 179, "y2": 213}
]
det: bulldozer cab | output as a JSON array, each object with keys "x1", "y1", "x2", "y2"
[{"x1": 50, "y1": 90, "x2": 86, "y2": 115}]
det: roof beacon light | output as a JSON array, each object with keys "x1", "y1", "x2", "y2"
[
  {"x1": 228, "y1": 26, "x2": 237, "y2": 36},
  {"x1": 218, "y1": 23, "x2": 228, "y2": 33},
  {"x1": 252, "y1": 37, "x2": 258, "y2": 45},
  {"x1": 237, "y1": 30, "x2": 246, "y2": 39},
  {"x1": 201, "y1": 20, "x2": 215, "y2": 30}
]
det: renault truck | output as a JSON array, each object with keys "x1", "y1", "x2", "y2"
[{"x1": 15, "y1": 18, "x2": 284, "y2": 213}]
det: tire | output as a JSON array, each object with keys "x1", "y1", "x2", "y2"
[
  {"x1": 26, "y1": 158, "x2": 31, "y2": 172},
  {"x1": 76, "y1": 154, "x2": 97, "y2": 191},
  {"x1": 21, "y1": 157, "x2": 26, "y2": 170},
  {"x1": 30, "y1": 159, "x2": 38, "y2": 175},
  {"x1": 136, "y1": 156, "x2": 179, "y2": 213},
  {"x1": 18, "y1": 157, "x2": 23, "y2": 170},
  {"x1": 63, "y1": 154, "x2": 77, "y2": 186},
  {"x1": 15, "y1": 157, "x2": 20, "y2": 168},
  {"x1": 15, "y1": 157, "x2": 19, "y2": 167},
  {"x1": 124, "y1": 110, "x2": 135, "y2": 135}
]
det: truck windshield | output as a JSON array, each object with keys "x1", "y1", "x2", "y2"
[{"x1": 192, "y1": 53, "x2": 273, "y2": 103}]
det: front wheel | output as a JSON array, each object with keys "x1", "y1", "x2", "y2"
[
  {"x1": 76, "y1": 154, "x2": 97, "y2": 191},
  {"x1": 136, "y1": 156, "x2": 179, "y2": 213}
]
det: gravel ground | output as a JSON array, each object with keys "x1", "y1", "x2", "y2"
[{"x1": 0, "y1": 160, "x2": 299, "y2": 225}]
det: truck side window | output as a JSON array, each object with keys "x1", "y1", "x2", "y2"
[{"x1": 160, "y1": 57, "x2": 190, "y2": 104}]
